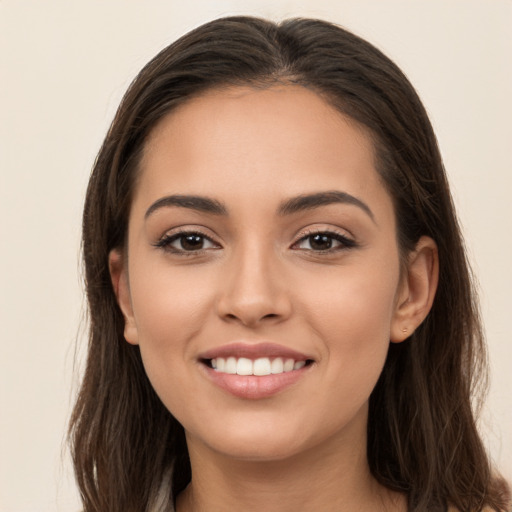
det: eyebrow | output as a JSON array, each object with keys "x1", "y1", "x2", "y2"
[
  {"x1": 144, "y1": 190, "x2": 374, "y2": 222},
  {"x1": 278, "y1": 191, "x2": 375, "y2": 222},
  {"x1": 145, "y1": 195, "x2": 227, "y2": 219}
]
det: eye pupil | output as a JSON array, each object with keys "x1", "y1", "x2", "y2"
[
  {"x1": 181, "y1": 234, "x2": 204, "y2": 250},
  {"x1": 310, "y1": 234, "x2": 332, "y2": 250}
]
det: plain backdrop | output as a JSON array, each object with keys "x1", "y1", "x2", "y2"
[{"x1": 1, "y1": 1, "x2": 511, "y2": 511}]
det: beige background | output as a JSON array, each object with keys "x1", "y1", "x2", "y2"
[{"x1": 1, "y1": 1, "x2": 510, "y2": 510}]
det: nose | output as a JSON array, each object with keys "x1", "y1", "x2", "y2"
[{"x1": 215, "y1": 241, "x2": 292, "y2": 328}]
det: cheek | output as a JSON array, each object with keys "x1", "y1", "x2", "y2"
[
  {"x1": 130, "y1": 258, "x2": 215, "y2": 341},
  {"x1": 128, "y1": 283, "x2": 211, "y2": 425},
  {"x1": 297, "y1": 257, "x2": 399, "y2": 339},
  {"x1": 127, "y1": 260, "x2": 216, "y2": 398},
  {"x1": 294, "y1": 258, "x2": 399, "y2": 393}
]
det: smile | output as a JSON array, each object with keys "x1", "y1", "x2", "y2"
[
  {"x1": 198, "y1": 343, "x2": 315, "y2": 399},
  {"x1": 210, "y1": 357, "x2": 307, "y2": 375}
]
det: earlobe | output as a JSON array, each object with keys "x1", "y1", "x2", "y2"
[
  {"x1": 108, "y1": 249, "x2": 139, "y2": 345},
  {"x1": 390, "y1": 236, "x2": 439, "y2": 343}
]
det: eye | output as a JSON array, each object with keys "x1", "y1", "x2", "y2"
[
  {"x1": 292, "y1": 231, "x2": 356, "y2": 252},
  {"x1": 155, "y1": 231, "x2": 220, "y2": 253}
]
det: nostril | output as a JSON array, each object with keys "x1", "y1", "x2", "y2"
[
  {"x1": 216, "y1": 281, "x2": 292, "y2": 326},
  {"x1": 221, "y1": 311, "x2": 282, "y2": 325}
]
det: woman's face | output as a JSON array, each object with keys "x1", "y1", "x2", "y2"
[{"x1": 113, "y1": 85, "x2": 409, "y2": 461}]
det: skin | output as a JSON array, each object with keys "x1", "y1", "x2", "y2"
[{"x1": 110, "y1": 85, "x2": 438, "y2": 511}]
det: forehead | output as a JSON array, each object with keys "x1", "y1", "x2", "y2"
[{"x1": 135, "y1": 85, "x2": 390, "y2": 217}]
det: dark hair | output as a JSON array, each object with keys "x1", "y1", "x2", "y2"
[{"x1": 69, "y1": 16, "x2": 510, "y2": 512}]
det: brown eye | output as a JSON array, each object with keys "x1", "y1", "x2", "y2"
[
  {"x1": 293, "y1": 231, "x2": 356, "y2": 252},
  {"x1": 155, "y1": 231, "x2": 219, "y2": 253},
  {"x1": 179, "y1": 234, "x2": 206, "y2": 251},
  {"x1": 308, "y1": 234, "x2": 333, "y2": 251}
]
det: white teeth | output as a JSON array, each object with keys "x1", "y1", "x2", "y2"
[
  {"x1": 210, "y1": 356, "x2": 308, "y2": 375},
  {"x1": 216, "y1": 357, "x2": 225, "y2": 372},
  {"x1": 283, "y1": 358, "x2": 295, "y2": 372},
  {"x1": 236, "y1": 357, "x2": 253, "y2": 375},
  {"x1": 271, "y1": 357, "x2": 284, "y2": 374},
  {"x1": 253, "y1": 358, "x2": 271, "y2": 376},
  {"x1": 226, "y1": 357, "x2": 237, "y2": 374}
]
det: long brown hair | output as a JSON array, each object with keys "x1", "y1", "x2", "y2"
[{"x1": 69, "y1": 16, "x2": 510, "y2": 512}]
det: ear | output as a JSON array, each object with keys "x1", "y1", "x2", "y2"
[
  {"x1": 390, "y1": 236, "x2": 439, "y2": 343},
  {"x1": 108, "y1": 249, "x2": 139, "y2": 345}
]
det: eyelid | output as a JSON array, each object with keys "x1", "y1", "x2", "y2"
[
  {"x1": 291, "y1": 227, "x2": 357, "y2": 251},
  {"x1": 154, "y1": 226, "x2": 222, "y2": 253}
]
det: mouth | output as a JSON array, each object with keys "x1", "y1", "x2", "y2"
[
  {"x1": 202, "y1": 356, "x2": 314, "y2": 376},
  {"x1": 198, "y1": 343, "x2": 315, "y2": 399}
]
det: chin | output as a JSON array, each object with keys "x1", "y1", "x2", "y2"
[
  {"x1": 208, "y1": 436, "x2": 307, "y2": 462},
  {"x1": 186, "y1": 412, "x2": 350, "y2": 465},
  {"x1": 185, "y1": 415, "x2": 312, "y2": 461}
]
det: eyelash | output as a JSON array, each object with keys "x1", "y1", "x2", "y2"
[
  {"x1": 154, "y1": 228, "x2": 357, "y2": 256},
  {"x1": 154, "y1": 229, "x2": 220, "y2": 255},
  {"x1": 291, "y1": 229, "x2": 357, "y2": 253}
]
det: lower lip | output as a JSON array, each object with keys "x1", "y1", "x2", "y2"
[{"x1": 201, "y1": 364, "x2": 311, "y2": 399}]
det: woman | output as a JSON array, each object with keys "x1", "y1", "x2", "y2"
[{"x1": 69, "y1": 16, "x2": 511, "y2": 512}]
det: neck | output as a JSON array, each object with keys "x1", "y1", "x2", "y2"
[{"x1": 175, "y1": 413, "x2": 405, "y2": 512}]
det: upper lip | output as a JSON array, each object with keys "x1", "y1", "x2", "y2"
[{"x1": 198, "y1": 342, "x2": 313, "y2": 361}]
